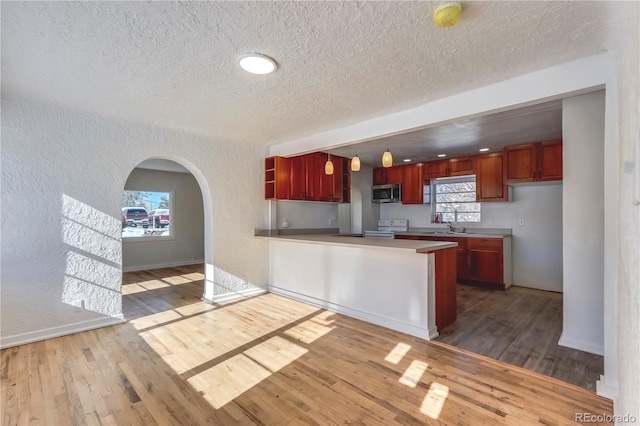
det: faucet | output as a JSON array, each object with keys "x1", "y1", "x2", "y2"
[{"x1": 446, "y1": 222, "x2": 454, "y2": 232}]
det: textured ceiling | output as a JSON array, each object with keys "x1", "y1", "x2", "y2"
[{"x1": 2, "y1": 1, "x2": 609, "y2": 146}]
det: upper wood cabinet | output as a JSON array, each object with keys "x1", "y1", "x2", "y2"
[
  {"x1": 265, "y1": 156, "x2": 290, "y2": 200},
  {"x1": 424, "y1": 160, "x2": 449, "y2": 179},
  {"x1": 401, "y1": 163, "x2": 424, "y2": 204},
  {"x1": 537, "y1": 139, "x2": 563, "y2": 181},
  {"x1": 505, "y1": 139, "x2": 562, "y2": 184},
  {"x1": 373, "y1": 166, "x2": 402, "y2": 185},
  {"x1": 284, "y1": 153, "x2": 349, "y2": 202},
  {"x1": 448, "y1": 156, "x2": 476, "y2": 176},
  {"x1": 476, "y1": 152, "x2": 509, "y2": 202}
]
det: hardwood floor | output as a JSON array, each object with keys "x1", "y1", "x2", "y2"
[
  {"x1": 1, "y1": 265, "x2": 612, "y2": 425},
  {"x1": 436, "y1": 284, "x2": 604, "y2": 392}
]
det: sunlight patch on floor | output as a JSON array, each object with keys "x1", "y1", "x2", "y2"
[
  {"x1": 136, "y1": 279, "x2": 170, "y2": 290},
  {"x1": 244, "y1": 336, "x2": 308, "y2": 373},
  {"x1": 384, "y1": 342, "x2": 412, "y2": 364},
  {"x1": 420, "y1": 382, "x2": 449, "y2": 419},
  {"x1": 174, "y1": 302, "x2": 213, "y2": 316},
  {"x1": 188, "y1": 353, "x2": 272, "y2": 409},
  {"x1": 284, "y1": 318, "x2": 335, "y2": 344},
  {"x1": 122, "y1": 283, "x2": 148, "y2": 295},
  {"x1": 399, "y1": 360, "x2": 428, "y2": 388},
  {"x1": 130, "y1": 309, "x2": 182, "y2": 330},
  {"x1": 162, "y1": 275, "x2": 194, "y2": 285}
]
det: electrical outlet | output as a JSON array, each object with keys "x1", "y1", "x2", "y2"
[{"x1": 518, "y1": 218, "x2": 525, "y2": 226}]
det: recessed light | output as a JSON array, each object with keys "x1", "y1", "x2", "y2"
[
  {"x1": 479, "y1": 148, "x2": 490, "y2": 152},
  {"x1": 403, "y1": 159, "x2": 411, "y2": 163},
  {"x1": 437, "y1": 154, "x2": 447, "y2": 158},
  {"x1": 239, "y1": 54, "x2": 277, "y2": 74}
]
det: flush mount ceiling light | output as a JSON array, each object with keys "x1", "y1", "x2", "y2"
[
  {"x1": 479, "y1": 147, "x2": 490, "y2": 152},
  {"x1": 325, "y1": 154, "x2": 334, "y2": 175},
  {"x1": 437, "y1": 154, "x2": 447, "y2": 158},
  {"x1": 239, "y1": 53, "x2": 278, "y2": 74},
  {"x1": 351, "y1": 154, "x2": 361, "y2": 172},
  {"x1": 403, "y1": 159, "x2": 411, "y2": 163},
  {"x1": 382, "y1": 148, "x2": 393, "y2": 168},
  {"x1": 433, "y1": 2, "x2": 462, "y2": 28}
]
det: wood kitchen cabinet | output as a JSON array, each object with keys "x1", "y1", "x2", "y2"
[
  {"x1": 401, "y1": 163, "x2": 424, "y2": 204},
  {"x1": 287, "y1": 153, "x2": 349, "y2": 202},
  {"x1": 373, "y1": 166, "x2": 403, "y2": 185},
  {"x1": 476, "y1": 152, "x2": 509, "y2": 202},
  {"x1": 467, "y1": 238, "x2": 503, "y2": 284},
  {"x1": 264, "y1": 156, "x2": 290, "y2": 200},
  {"x1": 424, "y1": 160, "x2": 449, "y2": 179},
  {"x1": 505, "y1": 139, "x2": 562, "y2": 183},
  {"x1": 448, "y1": 156, "x2": 476, "y2": 176}
]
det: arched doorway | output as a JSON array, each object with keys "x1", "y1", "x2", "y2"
[{"x1": 121, "y1": 157, "x2": 215, "y2": 309}]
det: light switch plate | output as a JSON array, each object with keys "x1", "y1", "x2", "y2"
[{"x1": 518, "y1": 218, "x2": 525, "y2": 226}]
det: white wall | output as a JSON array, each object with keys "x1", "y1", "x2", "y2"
[
  {"x1": 122, "y1": 168, "x2": 204, "y2": 271},
  {"x1": 276, "y1": 201, "x2": 338, "y2": 230},
  {"x1": 560, "y1": 90, "x2": 605, "y2": 356},
  {"x1": 0, "y1": 95, "x2": 269, "y2": 347},
  {"x1": 381, "y1": 183, "x2": 564, "y2": 292},
  {"x1": 610, "y1": 1, "x2": 640, "y2": 417}
]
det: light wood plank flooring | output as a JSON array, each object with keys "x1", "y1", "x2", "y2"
[
  {"x1": 1, "y1": 265, "x2": 612, "y2": 425},
  {"x1": 436, "y1": 284, "x2": 604, "y2": 392}
]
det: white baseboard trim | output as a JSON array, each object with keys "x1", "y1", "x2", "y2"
[
  {"x1": 269, "y1": 286, "x2": 434, "y2": 341},
  {"x1": 122, "y1": 259, "x2": 204, "y2": 273},
  {"x1": 0, "y1": 315, "x2": 125, "y2": 349},
  {"x1": 596, "y1": 374, "x2": 618, "y2": 401},
  {"x1": 558, "y1": 334, "x2": 605, "y2": 356},
  {"x1": 202, "y1": 287, "x2": 267, "y2": 304}
]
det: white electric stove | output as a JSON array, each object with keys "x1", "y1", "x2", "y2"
[{"x1": 364, "y1": 219, "x2": 409, "y2": 239}]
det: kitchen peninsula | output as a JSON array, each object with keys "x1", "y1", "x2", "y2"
[{"x1": 258, "y1": 234, "x2": 457, "y2": 339}]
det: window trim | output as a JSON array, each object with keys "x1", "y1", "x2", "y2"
[{"x1": 430, "y1": 175, "x2": 481, "y2": 224}]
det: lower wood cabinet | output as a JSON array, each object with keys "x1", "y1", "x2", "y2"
[
  {"x1": 467, "y1": 238, "x2": 503, "y2": 284},
  {"x1": 395, "y1": 235, "x2": 511, "y2": 289}
]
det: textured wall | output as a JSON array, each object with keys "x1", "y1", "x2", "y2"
[
  {"x1": 0, "y1": 95, "x2": 269, "y2": 342},
  {"x1": 123, "y1": 168, "x2": 205, "y2": 271}
]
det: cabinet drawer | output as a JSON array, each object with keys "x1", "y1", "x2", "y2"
[{"x1": 467, "y1": 238, "x2": 503, "y2": 249}]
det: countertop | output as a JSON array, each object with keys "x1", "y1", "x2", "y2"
[
  {"x1": 256, "y1": 233, "x2": 457, "y2": 253},
  {"x1": 395, "y1": 231, "x2": 511, "y2": 239}
]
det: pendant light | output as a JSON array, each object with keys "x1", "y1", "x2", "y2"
[
  {"x1": 325, "y1": 154, "x2": 334, "y2": 175},
  {"x1": 382, "y1": 147, "x2": 393, "y2": 168},
  {"x1": 351, "y1": 153, "x2": 361, "y2": 172}
]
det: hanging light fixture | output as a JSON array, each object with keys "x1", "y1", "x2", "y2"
[
  {"x1": 382, "y1": 147, "x2": 393, "y2": 168},
  {"x1": 351, "y1": 153, "x2": 361, "y2": 172},
  {"x1": 325, "y1": 154, "x2": 334, "y2": 175}
]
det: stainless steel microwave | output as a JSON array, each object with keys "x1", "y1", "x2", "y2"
[{"x1": 372, "y1": 184, "x2": 401, "y2": 203}]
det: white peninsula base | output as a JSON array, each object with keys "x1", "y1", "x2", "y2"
[{"x1": 265, "y1": 235, "x2": 456, "y2": 340}]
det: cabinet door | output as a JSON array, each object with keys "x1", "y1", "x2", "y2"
[
  {"x1": 505, "y1": 144, "x2": 536, "y2": 183},
  {"x1": 316, "y1": 153, "x2": 333, "y2": 202},
  {"x1": 373, "y1": 168, "x2": 386, "y2": 185},
  {"x1": 448, "y1": 156, "x2": 475, "y2": 176},
  {"x1": 289, "y1": 155, "x2": 306, "y2": 200},
  {"x1": 476, "y1": 153, "x2": 508, "y2": 202},
  {"x1": 537, "y1": 139, "x2": 563, "y2": 181},
  {"x1": 330, "y1": 157, "x2": 344, "y2": 202},
  {"x1": 468, "y1": 238, "x2": 503, "y2": 283},
  {"x1": 424, "y1": 160, "x2": 449, "y2": 178},
  {"x1": 401, "y1": 163, "x2": 424, "y2": 204},
  {"x1": 386, "y1": 166, "x2": 403, "y2": 184}
]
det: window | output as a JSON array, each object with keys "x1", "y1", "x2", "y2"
[
  {"x1": 431, "y1": 177, "x2": 481, "y2": 223},
  {"x1": 122, "y1": 190, "x2": 172, "y2": 239}
]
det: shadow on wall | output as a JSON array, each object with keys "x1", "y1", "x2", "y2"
[{"x1": 61, "y1": 194, "x2": 122, "y2": 316}]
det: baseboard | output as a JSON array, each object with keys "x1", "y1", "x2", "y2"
[
  {"x1": 122, "y1": 259, "x2": 204, "y2": 273},
  {"x1": 0, "y1": 315, "x2": 125, "y2": 349},
  {"x1": 558, "y1": 334, "x2": 605, "y2": 356},
  {"x1": 596, "y1": 374, "x2": 618, "y2": 400},
  {"x1": 269, "y1": 285, "x2": 433, "y2": 341},
  {"x1": 202, "y1": 287, "x2": 267, "y2": 304}
]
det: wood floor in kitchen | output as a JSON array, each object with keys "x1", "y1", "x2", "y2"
[
  {"x1": 1, "y1": 265, "x2": 612, "y2": 425},
  {"x1": 436, "y1": 283, "x2": 604, "y2": 392}
]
